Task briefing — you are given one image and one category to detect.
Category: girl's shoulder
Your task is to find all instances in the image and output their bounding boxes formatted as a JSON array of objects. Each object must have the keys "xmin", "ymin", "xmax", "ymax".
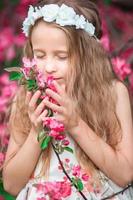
[{"xmin": 112, "ymin": 80, "xmax": 129, "ymax": 94}]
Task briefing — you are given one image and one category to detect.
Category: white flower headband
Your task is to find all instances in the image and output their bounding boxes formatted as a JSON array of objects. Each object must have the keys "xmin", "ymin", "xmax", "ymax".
[{"xmin": 22, "ymin": 4, "xmax": 97, "ymax": 38}]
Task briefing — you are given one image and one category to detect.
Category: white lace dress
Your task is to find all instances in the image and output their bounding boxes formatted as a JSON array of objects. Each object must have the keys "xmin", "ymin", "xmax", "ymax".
[{"xmin": 16, "ymin": 134, "xmax": 133, "ymax": 200}]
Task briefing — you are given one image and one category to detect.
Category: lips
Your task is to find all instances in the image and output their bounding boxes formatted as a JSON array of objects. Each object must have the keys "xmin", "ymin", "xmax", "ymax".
[{"xmin": 54, "ymin": 77, "xmax": 62, "ymax": 80}]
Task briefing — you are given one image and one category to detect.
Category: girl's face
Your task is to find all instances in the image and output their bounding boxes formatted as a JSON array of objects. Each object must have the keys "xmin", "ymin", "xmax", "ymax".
[{"xmin": 31, "ymin": 21, "xmax": 70, "ymax": 87}]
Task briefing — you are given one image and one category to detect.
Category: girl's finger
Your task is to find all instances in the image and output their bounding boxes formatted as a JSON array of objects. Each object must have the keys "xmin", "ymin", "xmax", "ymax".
[
  {"xmin": 29, "ymin": 90, "xmax": 41, "ymax": 112},
  {"xmin": 34, "ymin": 99, "xmax": 46, "ymax": 116},
  {"xmin": 37, "ymin": 109, "xmax": 48, "ymax": 122},
  {"xmin": 45, "ymin": 89, "xmax": 63, "ymax": 105},
  {"xmin": 43, "ymin": 99, "xmax": 63, "ymax": 113},
  {"xmin": 53, "ymin": 81, "xmax": 66, "ymax": 96}
]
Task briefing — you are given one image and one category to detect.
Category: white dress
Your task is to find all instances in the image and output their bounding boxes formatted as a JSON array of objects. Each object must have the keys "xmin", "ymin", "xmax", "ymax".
[{"xmin": 16, "ymin": 134, "xmax": 133, "ymax": 200}]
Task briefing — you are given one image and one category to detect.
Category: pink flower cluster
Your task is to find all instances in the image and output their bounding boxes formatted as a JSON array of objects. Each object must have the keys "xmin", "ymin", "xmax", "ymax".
[
  {"xmin": 58, "ymin": 159, "xmax": 90, "ymax": 184},
  {"xmin": 111, "ymin": 57, "xmax": 131, "ymax": 81},
  {"xmin": 36, "ymin": 181, "xmax": 71, "ymax": 200},
  {"xmin": 99, "ymin": 3, "xmax": 133, "ymax": 94},
  {"xmin": 43, "ymin": 118, "xmax": 66, "ymax": 141},
  {"xmin": 22, "ymin": 57, "xmax": 37, "ymax": 79},
  {"xmin": 0, "ymin": 73, "xmax": 17, "ymax": 170},
  {"xmin": 72, "ymin": 165, "xmax": 90, "ymax": 182},
  {"xmin": 0, "ymin": 27, "xmax": 25, "ymax": 62}
]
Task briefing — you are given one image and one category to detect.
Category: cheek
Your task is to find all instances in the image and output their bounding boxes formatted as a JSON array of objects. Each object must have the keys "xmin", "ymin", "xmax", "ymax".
[
  {"xmin": 34, "ymin": 58, "xmax": 44, "ymax": 71},
  {"xmin": 58, "ymin": 60, "xmax": 69, "ymax": 74}
]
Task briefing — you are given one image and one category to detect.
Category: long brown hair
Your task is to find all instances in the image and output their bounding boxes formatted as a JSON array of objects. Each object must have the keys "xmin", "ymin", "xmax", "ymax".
[{"xmin": 9, "ymin": 0, "xmax": 121, "ymax": 181}]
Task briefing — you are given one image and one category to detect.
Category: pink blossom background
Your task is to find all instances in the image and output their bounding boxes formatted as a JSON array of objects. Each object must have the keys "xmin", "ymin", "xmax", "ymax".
[{"xmin": 0, "ymin": 0, "xmax": 133, "ymax": 190}]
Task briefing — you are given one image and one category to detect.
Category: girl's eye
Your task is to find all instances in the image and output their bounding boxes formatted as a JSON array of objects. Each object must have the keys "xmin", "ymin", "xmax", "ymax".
[
  {"xmin": 58, "ymin": 56, "xmax": 68, "ymax": 60},
  {"xmin": 36, "ymin": 55, "xmax": 45, "ymax": 59}
]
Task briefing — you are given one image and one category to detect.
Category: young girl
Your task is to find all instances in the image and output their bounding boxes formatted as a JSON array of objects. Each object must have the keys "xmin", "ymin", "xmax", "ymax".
[{"xmin": 2, "ymin": 0, "xmax": 133, "ymax": 199}]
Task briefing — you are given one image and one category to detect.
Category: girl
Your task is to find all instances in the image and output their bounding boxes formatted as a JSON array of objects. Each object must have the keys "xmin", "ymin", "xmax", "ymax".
[{"xmin": 2, "ymin": 0, "xmax": 133, "ymax": 199}]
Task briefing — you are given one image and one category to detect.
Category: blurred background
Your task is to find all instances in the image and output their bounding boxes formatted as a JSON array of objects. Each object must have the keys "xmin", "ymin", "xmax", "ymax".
[{"xmin": 0, "ymin": 0, "xmax": 133, "ymax": 199}]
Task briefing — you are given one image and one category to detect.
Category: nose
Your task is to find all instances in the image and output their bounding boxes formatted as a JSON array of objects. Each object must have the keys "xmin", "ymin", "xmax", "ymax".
[{"xmin": 44, "ymin": 57, "xmax": 56, "ymax": 75}]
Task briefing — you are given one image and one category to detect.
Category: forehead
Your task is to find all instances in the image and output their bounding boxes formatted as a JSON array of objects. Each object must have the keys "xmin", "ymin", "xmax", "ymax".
[{"xmin": 31, "ymin": 20, "xmax": 68, "ymax": 51}]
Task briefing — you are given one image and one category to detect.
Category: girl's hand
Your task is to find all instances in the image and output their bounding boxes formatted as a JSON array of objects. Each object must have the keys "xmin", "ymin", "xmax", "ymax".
[
  {"xmin": 44, "ymin": 81, "xmax": 80, "ymax": 131},
  {"xmin": 25, "ymin": 90, "xmax": 48, "ymax": 134}
]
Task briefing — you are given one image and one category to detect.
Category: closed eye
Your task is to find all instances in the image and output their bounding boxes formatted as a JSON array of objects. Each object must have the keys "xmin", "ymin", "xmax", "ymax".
[
  {"xmin": 35, "ymin": 55, "xmax": 45, "ymax": 59},
  {"xmin": 58, "ymin": 56, "xmax": 68, "ymax": 60}
]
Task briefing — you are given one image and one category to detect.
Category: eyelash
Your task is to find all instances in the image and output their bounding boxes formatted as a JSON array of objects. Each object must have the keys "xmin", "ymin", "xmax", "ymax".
[{"xmin": 35, "ymin": 55, "xmax": 68, "ymax": 60}]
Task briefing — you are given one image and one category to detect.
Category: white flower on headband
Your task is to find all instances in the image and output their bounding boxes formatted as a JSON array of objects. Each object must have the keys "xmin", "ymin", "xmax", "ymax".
[
  {"xmin": 85, "ymin": 22, "xmax": 95, "ymax": 36},
  {"xmin": 22, "ymin": 4, "xmax": 96, "ymax": 38},
  {"xmin": 56, "ymin": 4, "xmax": 76, "ymax": 26},
  {"xmin": 75, "ymin": 15, "xmax": 86, "ymax": 29},
  {"xmin": 41, "ymin": 4, "xmax": 59, "ymax": 22}
]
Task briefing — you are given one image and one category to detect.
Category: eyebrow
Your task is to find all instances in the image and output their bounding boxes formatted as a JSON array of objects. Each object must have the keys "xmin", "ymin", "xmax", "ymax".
[{"xmin": 33, "ymin": 49, "xmax": 68, "ymax": 54}]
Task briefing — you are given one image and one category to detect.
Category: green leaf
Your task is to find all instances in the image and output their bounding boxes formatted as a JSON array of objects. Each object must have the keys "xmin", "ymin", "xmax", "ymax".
[
  {"xmin": 26, "ymin": 79, "xmax": 38, "ymax": 91},
  {"xmin": 64, "ymin": 146, "xmax": 73, "ymax": 153},
  {"xmin": 40, "ymin": 136, "xmax": 51, "ymax": 150},
  {"xmin": 77, "ymin": 179, "xmax": 84, "ymax": 191},
  {"xmin": 9, "ymin": 71, "xmax": 23, "ymax": 81}
]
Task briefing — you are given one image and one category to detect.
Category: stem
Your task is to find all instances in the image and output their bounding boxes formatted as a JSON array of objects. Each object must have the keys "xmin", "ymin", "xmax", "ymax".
[
  {"xmin": 101, "ymin": 183, "xmax": 133, "ymax": 200},
  {"xmin": 51, "ymin": 142, "xmax": 88, "ymax": 200},
  {"xmin": 51, "ymin": 142, "xmax": 133, "ymax": 200}
]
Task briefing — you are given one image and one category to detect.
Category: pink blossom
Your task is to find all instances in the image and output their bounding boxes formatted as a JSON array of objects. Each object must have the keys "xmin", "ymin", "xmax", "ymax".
[
  {"xmin": 14, "ymin": 33, "xmax": 25, "ymax": 46},
  {"xmin": 0, "ymin": 27, "xmax": 14, "ymax": 50},
  {"xmin": 62, "ymin": 139, "xmax": 70, "ymax": 146},
  {"xmin": 6, "ymin": 46, "xmax": 15, "ymax": 61},
  {"xmin": 36, "ymin": 181, "xmax": 71, "ymax": 200},
  {"xmin": 0, "ymin": 27, "xmax": 15, "ymax": 62},
  {"xmin": 0, "ymin": 98, "xmax": 9, "ymax": 112},
  {"xmin": 22, "ymin": 57, "xmax": 36, "ymax": 79},
  {"xmin": 72, "ymin": 165, "xmax": 81, "ymax": 177},
  {"xmin": 55, "ymin": 134, "xmax": 66, "ymax": 141},
  {"xmin": 111, "ymin": 57, "xmax": 131, "ymax": 80},
  {"xmin": 22, "ymin": 57, "xmax": 36, "ymax": 68},
  {"xmin": 46, "ymin": 76, "xmax": 57, "ymax": 92},
  {"xmin": 36, "ymin": 70, "xmax": 46, "ymax": 89},
  {"xmin": 0, "ymin": 73, "xmax": 10, "ymax": 85},
  {"xmin": 65, "ymin": 158, "xmax": 70, "ymax": 163},
  {"xmin": 43, "ymin": 118, "xmax": 65, "ymax": 132},
  {"xmin": 100, "ymin": 34, "xmax": 110, "ymax": 51},
  {"xmin": 81, "ymin": 173, "xmax": 90, "ymax": 182},
  {"xmin": 49, "ymin": 130, "xmax": 60, "ymax": 138}
]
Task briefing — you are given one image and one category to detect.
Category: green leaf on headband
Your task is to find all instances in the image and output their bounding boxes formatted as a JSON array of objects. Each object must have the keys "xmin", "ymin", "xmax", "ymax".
[
  {"xmin": 77, "ymin": 179, "xmax": 84, "ymax": 191},
  {"xmin": 40, "ymin": 136, "xmax": 51, "ymax": 150},
  {"xmin": 64, "ymin": 146, "xmax": 73, "ymax": 153},
  {"xmin": 9, "ymin": 71, "xmax": 23, "ymax": 81},
  {"xmin": 26, "ymin": 79, "xmax": 38, "ymax": 91}
]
